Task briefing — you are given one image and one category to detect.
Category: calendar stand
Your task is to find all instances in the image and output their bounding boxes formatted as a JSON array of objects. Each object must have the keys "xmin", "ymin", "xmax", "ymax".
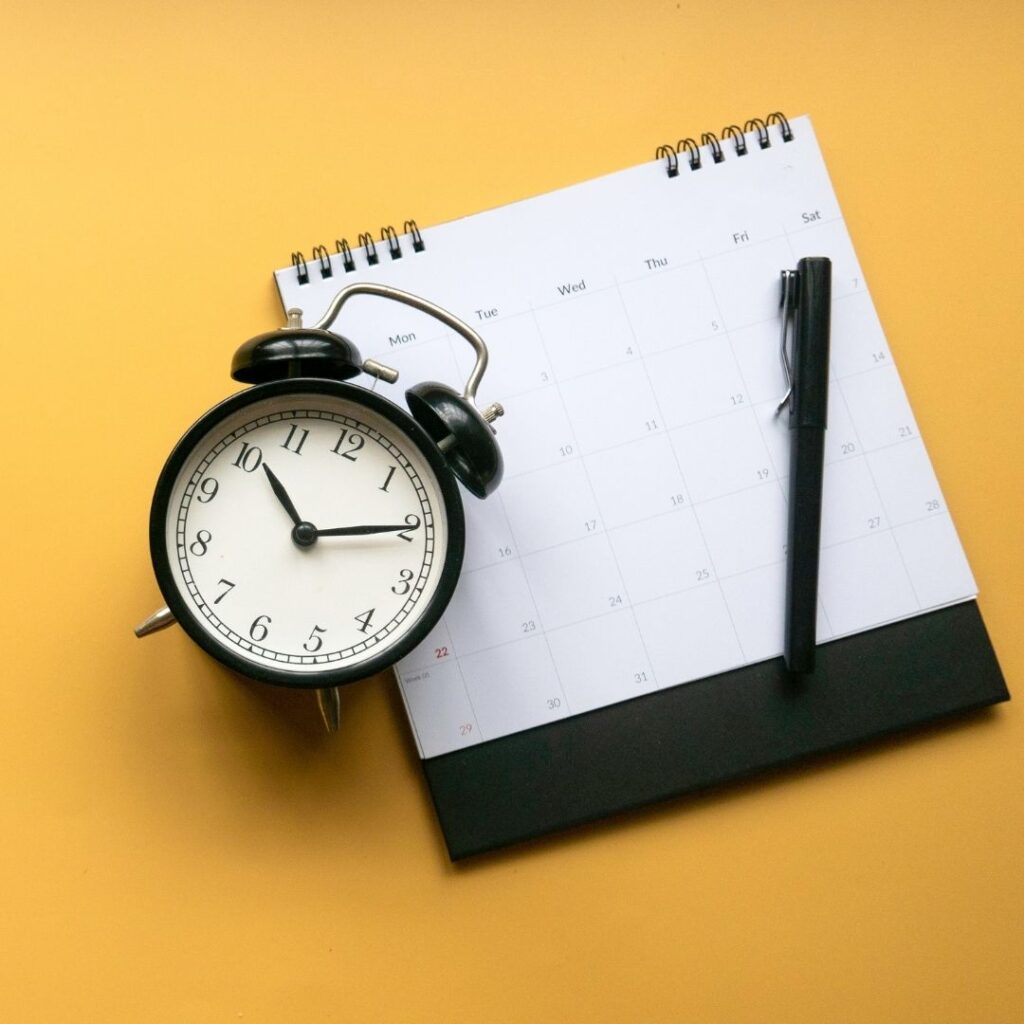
[
  {"xmin": 422, "ymin": 601, "xmax": 1007, "ymax": 859},
  {"xmin": 272, "ymin": 114, "xmax": 1008, "ymax": 859}
]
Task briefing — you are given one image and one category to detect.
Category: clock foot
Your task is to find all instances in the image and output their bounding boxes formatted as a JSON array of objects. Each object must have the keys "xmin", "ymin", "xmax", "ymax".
[
  {"xmin": 317, "ymin": 686, "xmax": 342, "ymax": 733},
  {"xmin": 134, "ymin": 606, "xmax": 176, "ymax": 638}
]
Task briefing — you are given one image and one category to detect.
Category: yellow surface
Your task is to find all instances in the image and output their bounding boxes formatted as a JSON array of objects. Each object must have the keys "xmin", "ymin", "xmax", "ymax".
[{"xmin": 2, "ymin": 2, "xmax": 1022, "ymax": 1020}]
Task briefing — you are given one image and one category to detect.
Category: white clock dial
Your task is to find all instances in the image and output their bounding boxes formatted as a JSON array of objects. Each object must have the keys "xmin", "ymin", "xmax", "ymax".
[{"xmin": 162, "ymin": 389, "xmax": 451, "ymax": 677}]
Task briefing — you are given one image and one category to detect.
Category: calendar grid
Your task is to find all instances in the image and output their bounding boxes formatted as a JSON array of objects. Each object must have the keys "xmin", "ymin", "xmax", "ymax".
[
  {"xmin": 276, "ymin": 115, "xmax": 977, "ymax": 759},
  {"xmin": 417, "ymin": 288, "xmax": 888, "ymax": 441},
  {"xmin": 492, "ymin": 481, "xmax": 575, "ymax": 717},
  {"xmin": 608, "ymin": 275, "xmax": 748, "ymax": 664},
  {"xmin": 530, "ymin": 302, "xmax": 664, "ymax": 692},
  {"xmin": 828, "ymin": 362, "xmax": 925, "ymax": 613}
]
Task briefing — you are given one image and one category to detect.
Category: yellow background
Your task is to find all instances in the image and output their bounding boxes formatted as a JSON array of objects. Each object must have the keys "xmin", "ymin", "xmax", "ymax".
[{"xmin": 2, "ymin": 2, "xmax": 1022, "ymax": 1020}]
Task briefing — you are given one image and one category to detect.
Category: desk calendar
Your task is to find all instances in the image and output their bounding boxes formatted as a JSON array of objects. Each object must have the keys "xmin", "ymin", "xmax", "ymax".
[{"xmin": 274, "ymin": 114, "xmax": 1006, "ymax": 857}]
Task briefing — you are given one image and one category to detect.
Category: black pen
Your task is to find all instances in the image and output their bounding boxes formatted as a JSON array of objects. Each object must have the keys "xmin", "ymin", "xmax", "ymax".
[{"xmin": 778, "ymin": 256, "xmax": 831, "ymax": 674}]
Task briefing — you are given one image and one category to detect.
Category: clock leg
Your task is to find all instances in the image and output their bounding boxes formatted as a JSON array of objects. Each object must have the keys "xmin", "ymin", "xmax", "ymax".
[
  {"xmin": 317, "ymin": 686, "xmax": 342, "ymax": 733},
  {"xmin": 134, "ymin": 606, "xmax": 176, "ymax": 638}
]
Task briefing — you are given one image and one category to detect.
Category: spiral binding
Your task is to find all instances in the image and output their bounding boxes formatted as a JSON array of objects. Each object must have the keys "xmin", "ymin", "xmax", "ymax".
[
  {"xmin": 656, "ymin": 110, "xmax": 793, "ymax": 178},
  {"xmin": 289, "ymin": 114, "xmax": 794, "ymax": 280},
  {"xmin": 289, "ymin": 219, "xmax": 425, "ymax": 285}
]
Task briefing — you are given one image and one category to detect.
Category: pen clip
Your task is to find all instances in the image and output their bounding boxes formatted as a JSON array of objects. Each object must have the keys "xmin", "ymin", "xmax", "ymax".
[{"xmin": 775, "ymin": 269, "xmax": 798, "ymax": 415}]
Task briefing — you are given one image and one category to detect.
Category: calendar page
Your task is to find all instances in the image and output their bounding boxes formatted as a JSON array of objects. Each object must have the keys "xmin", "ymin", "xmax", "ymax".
[{"xmin": 275, "ymin": 116, "xmax": 976, "ymax": 759}]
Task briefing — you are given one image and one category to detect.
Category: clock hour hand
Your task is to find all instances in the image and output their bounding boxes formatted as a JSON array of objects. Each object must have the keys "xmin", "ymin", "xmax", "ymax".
[
  {"xmin": 315, "ymin": 523, "xmax": 411, "ymax": 537},
  {"xmin": 262, "ymin": 463, "xmax": 302, "ymax": 526}
]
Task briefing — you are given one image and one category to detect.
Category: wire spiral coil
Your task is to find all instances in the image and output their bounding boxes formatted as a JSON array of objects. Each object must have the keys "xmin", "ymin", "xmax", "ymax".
[
  {"xmin": 656, "ymin": 111, "xmax": 793, "ymax": 178},
  {"xmin": 290, "ymin": 219, "xmax": 425, "ymax": 285}
]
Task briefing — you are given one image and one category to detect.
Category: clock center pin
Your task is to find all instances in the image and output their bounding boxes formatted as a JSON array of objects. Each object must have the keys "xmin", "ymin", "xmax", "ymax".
[{"xmin": 292, "ymin": 521, "xmax": 318, "ymax": 548}]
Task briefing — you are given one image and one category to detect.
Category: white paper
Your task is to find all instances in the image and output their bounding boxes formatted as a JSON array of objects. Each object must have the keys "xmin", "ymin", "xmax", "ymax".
[{"xmin": 275, "ymin": 117, "xmax": 976, "ymax": 758}]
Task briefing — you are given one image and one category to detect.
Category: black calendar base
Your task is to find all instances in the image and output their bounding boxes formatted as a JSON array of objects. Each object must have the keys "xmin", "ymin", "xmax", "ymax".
[{"xmin": 421, "ymin": 601, "xmax": 1007, "ymax": 860}]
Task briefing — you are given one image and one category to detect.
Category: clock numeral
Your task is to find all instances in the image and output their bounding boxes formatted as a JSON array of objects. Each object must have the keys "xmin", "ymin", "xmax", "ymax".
[
  {"xmin": 303, "ymin": 625, "xmax": 326, "ymax": 653},
  {"xmin": 391, "ymin": 568, "xmax": 415, "ymax": 595},
  {"xmin": 232, "ymin": 442, "xmax": 263, "ymax": 473},
  {"xmin": 354, "ymin": 608, "xmax": 375, "ymax": 634},
  {"xmin": 189, "ymin": 530, "xmax": 212, "ymax": 556},
  {"xmin": 331, "ymin": 429, "xmax": 364, "ymax": 462},
  {"xmin": 213, "ymin": 578, "xmax": 235, "ymax": 604},
  {"xmin": 380, "ymin": 465, "xmax": 397, "ymax": 492},
  {"xmin": 397, "ymin": 514, "xmax": 421, "ymax": 542},
  {"xmin": 196, "ymin": 477, "xmax": 219, "ymax": 503},
  {"xmin": 249, "ymin": 614, "xmax": 271, "ymax": 643},
  {"xmin": 281, "ymin": 423, "xmax": 310, "ymax": 455}
]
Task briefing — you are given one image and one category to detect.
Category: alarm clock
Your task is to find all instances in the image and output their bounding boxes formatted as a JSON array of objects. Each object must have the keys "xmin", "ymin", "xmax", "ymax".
[{"xmin": 135, "ymin": 283, "xmax": 504, "ymax": 731}]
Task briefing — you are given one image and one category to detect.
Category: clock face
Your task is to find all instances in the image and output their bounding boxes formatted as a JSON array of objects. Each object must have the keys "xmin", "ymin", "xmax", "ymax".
[{"xmin": 150, "ymin": 380, "xmax": 464, "ymax": 687}]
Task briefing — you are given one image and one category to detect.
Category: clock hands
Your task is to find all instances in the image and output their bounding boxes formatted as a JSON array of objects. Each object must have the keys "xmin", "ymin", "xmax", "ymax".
[
  {"xmin": 262, "ymin": 463, "xmax": 302, "ymax": 526},
  {"xmin": 262, "ymin": 462, "xmax": 419, "ymax": 547},
  {"xmin": 263, "ymin": 463, "xmax": 319, "ymax": 548},
  {"xmin": 315, "ymin": 523, "xmax": 412, "ymax": 537}
]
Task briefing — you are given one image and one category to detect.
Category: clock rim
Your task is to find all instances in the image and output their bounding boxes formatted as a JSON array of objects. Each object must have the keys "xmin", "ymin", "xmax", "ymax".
[{"xmin": 149, "ymin": 377, "xmax": 467, "ymax": 689}]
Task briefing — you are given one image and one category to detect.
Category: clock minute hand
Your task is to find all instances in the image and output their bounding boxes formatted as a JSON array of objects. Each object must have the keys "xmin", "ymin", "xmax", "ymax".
[
  {"xmin": 262, "ymin": 463, "xmax": 302, "ymax": 526},
  {"xmin": 315, "ymin": 524, "xmax": 410, "ymax": 537}
]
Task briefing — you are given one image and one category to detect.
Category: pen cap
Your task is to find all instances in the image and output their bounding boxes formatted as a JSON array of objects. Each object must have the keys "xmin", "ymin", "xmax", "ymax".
[{"xmin": 791, "ymin": 257, "xmax": 832, "ymax": 429}]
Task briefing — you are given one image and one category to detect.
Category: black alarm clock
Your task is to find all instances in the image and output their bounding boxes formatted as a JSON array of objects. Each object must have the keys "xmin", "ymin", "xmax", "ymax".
[{"xmin": 135, "ymin": 283, "xmax": 504, "ymax": 730}]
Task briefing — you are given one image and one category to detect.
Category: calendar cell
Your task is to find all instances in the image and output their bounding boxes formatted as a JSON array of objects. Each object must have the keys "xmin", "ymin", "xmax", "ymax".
[
  {"xmin": 717, "ymin": 561, "xmax": 789, "ymax": 664},
  {"xmin": 445, "ymin": 559, "xmax": 540, "ymax": 656},
  {"xmin": 500, "ymin": 458, "xmax": 601, "ymax": 554},
  {"xmin": 702, "ymin": 236, "xmax": 794, "ymax": 330},
  {"xmin": 400, "ymin": 616, "xmax": 454, "ymax": 672},
  {"xmin": 822, "ymin": 392, "xmax": 863, "ymax": 467},
  {"xmin": 459, "ymin": 635, "xmax": 568, "ymax": 738},
  {"xmin": 452, "ymin": 312, "xmax": 553, "ymax": 403},
  {"xmin": 865, "ymin": 438, "xmax": 945, "ymax": 527},
  {"xmin": 617, "ymin": 263, "xmax": 723, "ymax": 353},
  {"xmin": 398, "ymin": 660, "xmax": 482, "ymax": 759},
  {"xmin": 498, "ymin": 385, "xmax": 577, "ymax": 476},
  {"xmin": 671, "ymin": 408, "xmax": 775, "ymax": 504},
  {"xmin": 830, "ymin": 291, "xmax": 889, "ymax": 380},
  {"xmin": 584, "ymin": 434, "xmax": 688, "ymax": 528},
  {"xmin": 381, "ymin": 333, "xmax": 462, "ymax": 399},
  {"xmin": 608, "ymin": 509, "xmax": 711, "ymax": 604},
  {"xmin": 521, "ymin": 533, "xmax": 627, "ymax": 631},
  {"xmin": 558, "ymin": 359, "xmax": 661, "ymax": 453},
  {"xmin": 645, "ymin": 335, "xmax": 747, "ymax": 428},
  {"xmin": 534, "ymin": 287, "xmax": 637, "ymax": 379},
  {"xmin": 893, "ymin": 515, "xmax": 976, "ymax": 608},
  {"xmin": 820, "ymin": 457, "xmax": 886, "ymax": 548},
  {"xmin": 633, "ymin": 586, "xmax": 744, "ymax": 687},
  {"xmin": 819, "ymin": 531, "xmax": 919, "ymax": 636},
  {"xmin": 547, "ymin": 610, "xmax": 656, "ymax": 713},
  {"xmin": 755, "ymin": 398, "xmax": 792, "ymax": 479},
  {"xmin": 729, "ymin": 317, "xmax": 785, "ymax": 406},
  {"xmin": 461, "ymin": 495, "xmax": 519, "ymax": 573},
  {"xmin": 788, "ymin": 216, "xmax": 865, "ymax": 302},
  {"xmin": 697, "ymin": 482, "xmax": 788, "ymax": 579},
  {"xmin": 836, "ymin": 365, "xmax": 919, "ymax": 454}
]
